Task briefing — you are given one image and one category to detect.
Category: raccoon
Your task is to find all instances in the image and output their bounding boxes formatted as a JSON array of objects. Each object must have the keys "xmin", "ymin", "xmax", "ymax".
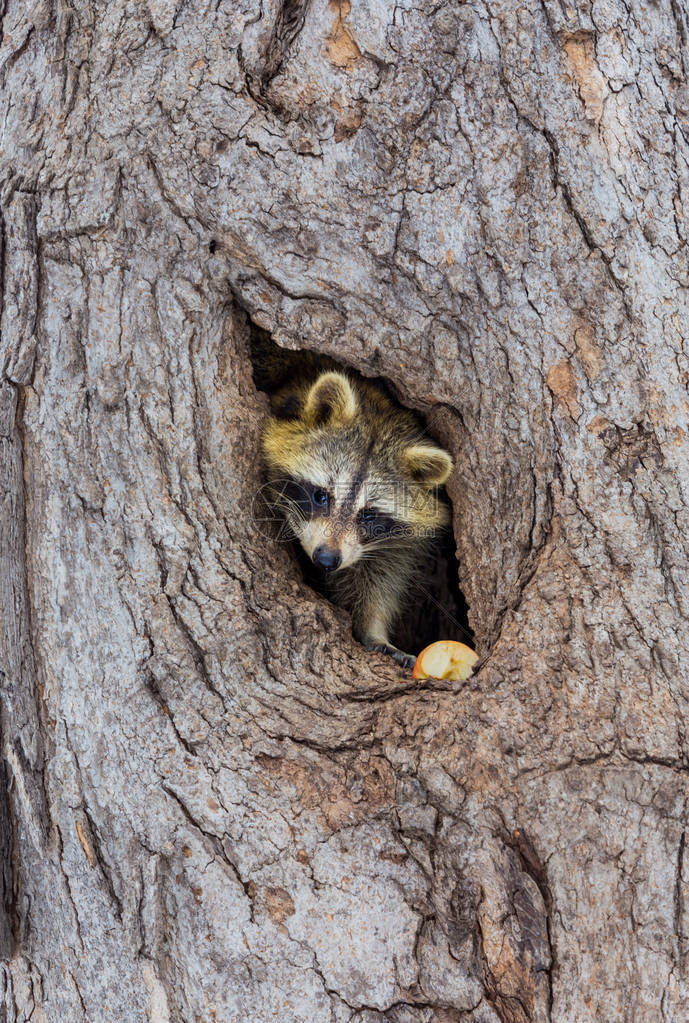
[{"xmin": 261, "ymin": 366, "xmax": 453, "ymax": 668}]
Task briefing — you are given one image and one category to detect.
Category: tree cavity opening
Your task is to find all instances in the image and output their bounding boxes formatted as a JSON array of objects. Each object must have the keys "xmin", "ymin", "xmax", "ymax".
[{"xmin": 248, "ymin": 324, "xmax": 474, "ymax": 661}]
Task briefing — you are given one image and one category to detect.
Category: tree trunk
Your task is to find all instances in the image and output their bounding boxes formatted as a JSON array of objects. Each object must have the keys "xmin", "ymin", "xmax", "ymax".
[{"xmin": 1, "ymin": 0, "xmax": 688, "ymax": 1019}]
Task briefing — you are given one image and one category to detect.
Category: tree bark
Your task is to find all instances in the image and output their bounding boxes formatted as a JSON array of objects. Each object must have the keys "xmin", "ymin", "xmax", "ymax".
[{"xmin": 1, "ymin": 0, "xmax": 688, "ymax": 1020}]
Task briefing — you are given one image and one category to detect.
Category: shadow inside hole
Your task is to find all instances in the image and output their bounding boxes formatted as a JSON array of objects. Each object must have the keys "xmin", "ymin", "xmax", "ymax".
[
  {"xmin": 249, "ymin": 324, "xmax": 474, "ymax": 658},
  {"xmin": 392, "ymin": 529, "xmax": 473, "ymax": 654}
]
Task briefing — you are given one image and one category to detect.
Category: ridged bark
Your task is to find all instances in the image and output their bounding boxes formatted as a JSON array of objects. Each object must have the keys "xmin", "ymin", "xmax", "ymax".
[{"xmin": 1, "ymin": 0, "xmax": 688, "ymax": 1019}]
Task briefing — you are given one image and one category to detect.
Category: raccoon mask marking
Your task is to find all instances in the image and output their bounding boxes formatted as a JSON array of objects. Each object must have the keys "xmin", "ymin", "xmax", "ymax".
[{"xmin": 261, "ymin": 367, "xmax": 453, "ymax": 668}]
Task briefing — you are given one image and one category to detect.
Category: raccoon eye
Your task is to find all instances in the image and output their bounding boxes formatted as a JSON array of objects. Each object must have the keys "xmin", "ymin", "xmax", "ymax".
[
  {"xmin": 312, "ymin": 488, "xmax": 329, "ymax": 507},
  {"xmin": 360, "ymin": 508, "xmax": 378, "ymax": 523}
]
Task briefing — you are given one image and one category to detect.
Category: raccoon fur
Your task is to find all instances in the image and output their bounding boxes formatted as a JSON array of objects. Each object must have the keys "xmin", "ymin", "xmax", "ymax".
[{"xmin": 261, "ymin": 365, "xmax": 453, "ymax": 668}]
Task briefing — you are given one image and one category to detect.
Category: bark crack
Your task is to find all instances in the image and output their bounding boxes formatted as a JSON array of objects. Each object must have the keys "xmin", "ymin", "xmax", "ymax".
[{"xmin": 161, "ymin": 782, "xmax": 256, "ymax": 921}]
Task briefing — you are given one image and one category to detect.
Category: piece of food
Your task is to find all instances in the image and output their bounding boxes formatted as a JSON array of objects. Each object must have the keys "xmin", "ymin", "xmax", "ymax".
[{"xmin": 412, "ymin": 640, "xmax": 478, "ymax": 681}]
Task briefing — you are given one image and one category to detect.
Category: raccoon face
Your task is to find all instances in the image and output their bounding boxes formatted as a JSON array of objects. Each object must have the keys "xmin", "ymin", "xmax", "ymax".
[
  {"xmin": 262, "ymin": 371, "xmax": 453, "ymax": 572},
  {"xmin": 266, "ymin": 473, "xmax": 416, "ymax": 571}
]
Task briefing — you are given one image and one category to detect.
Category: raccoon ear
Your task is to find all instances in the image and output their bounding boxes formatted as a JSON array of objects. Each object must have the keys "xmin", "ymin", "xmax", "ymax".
[
  {"xmin": 402, "ymin": 443, "xmax": 453, "ymax": 486},
  {"xmin": 303, "ymin": 372, "xmax": 358, "ymax": 427}
]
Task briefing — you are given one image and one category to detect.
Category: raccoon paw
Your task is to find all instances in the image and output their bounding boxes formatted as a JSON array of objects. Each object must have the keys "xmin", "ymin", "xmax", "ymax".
[{"xmin": 373, "ymin": 643, "xmax": 416, "ymax": 670}]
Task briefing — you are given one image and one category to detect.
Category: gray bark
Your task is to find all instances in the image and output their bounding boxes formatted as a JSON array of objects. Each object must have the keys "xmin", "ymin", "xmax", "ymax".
[{"xmin": 1, "ymin": 0, "xmax": 688, "ymax": 1020}]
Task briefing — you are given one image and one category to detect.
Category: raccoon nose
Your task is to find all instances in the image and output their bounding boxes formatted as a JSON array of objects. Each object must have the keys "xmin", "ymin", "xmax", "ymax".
[{"xmin": 312, "ymin": 545, "xmax": 342, "ymax": 571}]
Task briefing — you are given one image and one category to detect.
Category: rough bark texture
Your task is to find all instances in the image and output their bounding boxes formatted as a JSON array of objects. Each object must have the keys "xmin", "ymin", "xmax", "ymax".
[{"xmin": 1, "ymin": 0, "xmax": 688, "ymax": 1020}]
